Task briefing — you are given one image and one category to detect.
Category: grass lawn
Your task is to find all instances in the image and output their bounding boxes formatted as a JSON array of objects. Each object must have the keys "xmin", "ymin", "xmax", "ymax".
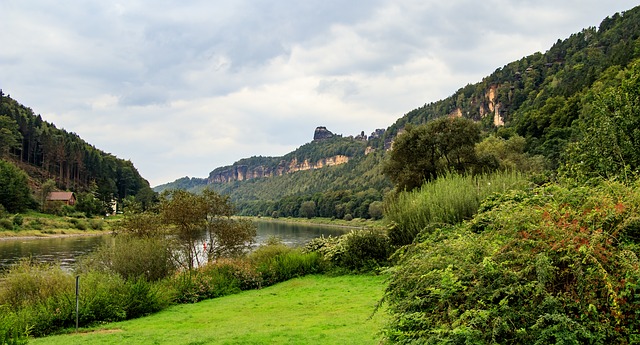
[{"xmin": 31, "ymin": 274, "xmax": 388, "ymax": 345}]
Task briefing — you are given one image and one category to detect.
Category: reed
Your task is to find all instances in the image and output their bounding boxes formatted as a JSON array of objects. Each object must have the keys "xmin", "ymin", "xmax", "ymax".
[{"xmin": 385, "ymin": 171, "xmax": 530, "ymax": 246}]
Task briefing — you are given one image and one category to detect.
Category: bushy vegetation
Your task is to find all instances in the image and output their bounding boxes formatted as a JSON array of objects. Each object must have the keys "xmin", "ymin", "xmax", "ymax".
[
  {"xmin": 383, "ymin": 181, "xmax": 640, "ymax": 343},
  {"xmin": 304, "ymin": 230, "xmax": 392, "ymax": 272},
  {"xmin": 384, "ymin": 171, "xmax": 531, "ymax": 246},
  {"xmin": 0, "ymin": 238, "xmax": 332, "ymax": 339}
]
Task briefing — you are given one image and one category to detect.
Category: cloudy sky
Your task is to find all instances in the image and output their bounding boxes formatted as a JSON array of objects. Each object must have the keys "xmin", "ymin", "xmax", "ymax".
[{"xmin": 1, "ymin": 1, "xmax": 637, "ymax": 186}]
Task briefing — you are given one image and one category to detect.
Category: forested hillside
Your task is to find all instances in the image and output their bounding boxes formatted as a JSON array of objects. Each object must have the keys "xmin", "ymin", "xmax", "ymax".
[
  {"xmin": 380, "ymin": 5, "xmax": 640, "ymax": 169},
  {"xmin": 0, "ymin": 91, "xmax": 154, "ymax": 208},
  {"xmin": 159, "ymin": 5, "xmax": 640, "ymax": 220}
]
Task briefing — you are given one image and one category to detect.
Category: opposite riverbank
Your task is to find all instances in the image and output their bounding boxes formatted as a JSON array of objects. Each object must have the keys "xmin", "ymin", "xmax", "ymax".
[
  {"xmin": 0, "ymin": 211, "xmax": 119, "ymax": 240},
  {"xmin": 249, "ymin": 216, "xmax": 387, "ymax": 231}
]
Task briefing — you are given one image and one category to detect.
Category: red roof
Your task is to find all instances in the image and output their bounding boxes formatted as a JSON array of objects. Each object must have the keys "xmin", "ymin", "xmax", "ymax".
[{"xmin": 47, "ymin": 192, "xmax": 75, "ymax": 201}]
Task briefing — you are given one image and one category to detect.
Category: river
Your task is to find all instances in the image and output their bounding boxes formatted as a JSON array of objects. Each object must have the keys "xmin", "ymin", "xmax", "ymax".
[{"xmin": 0, "ymin": 220, "xmax": 350, "ymax": 272}]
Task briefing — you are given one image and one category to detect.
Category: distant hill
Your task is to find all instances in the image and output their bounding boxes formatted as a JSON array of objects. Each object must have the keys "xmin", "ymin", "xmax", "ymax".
[
  {"xmin": 0, "ymin": 91, "xmax": 153, "ymax": 205},
  {"xmin": 158, "ymin": 5, "xmax": 640, "ymax": 218}
]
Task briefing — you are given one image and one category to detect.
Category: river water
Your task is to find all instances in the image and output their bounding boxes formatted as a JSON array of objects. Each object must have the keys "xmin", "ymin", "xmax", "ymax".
[{"xmin": 0, "ymin": 220, "xmax": 350, "ymax": 271}]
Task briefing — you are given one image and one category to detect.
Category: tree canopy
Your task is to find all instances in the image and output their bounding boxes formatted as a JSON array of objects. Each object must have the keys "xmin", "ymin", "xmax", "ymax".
[{"xmin": 383, "ymin": 117, "xmax": 480, "ymax": 191}]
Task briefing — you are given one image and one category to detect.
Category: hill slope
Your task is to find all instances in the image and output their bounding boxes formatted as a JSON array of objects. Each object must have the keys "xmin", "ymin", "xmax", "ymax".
[
  {"xmin": 0, "ymin": 91, "xmax": 153, "ymax": 206},
  {"xmin": 158, "ymin": 5, "xmax": 640, "ymax": 217}
]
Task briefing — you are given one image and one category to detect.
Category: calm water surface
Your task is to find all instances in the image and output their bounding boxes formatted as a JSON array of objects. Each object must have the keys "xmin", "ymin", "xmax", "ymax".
[{"xmin": 0, "ymin": 220, "xmax": 349, "ymax": 271}]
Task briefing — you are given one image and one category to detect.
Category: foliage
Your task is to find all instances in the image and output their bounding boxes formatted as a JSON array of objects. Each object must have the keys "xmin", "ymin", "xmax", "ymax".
[
  {"xmin": 0, "ymin": 308, "xmax": 27, "ymax": 345},
  {"xmin": 368, "ymin": 200, "xmax": 384, "ymax": 220},
  {"xmin": 383, "ymin": 117, "xmax": 481, "ymax": 192},
  {"xmin": 74, "ymin": 191, "xmax": 105, "ymax": 217},
  {"xmin": 159, "ymin": 189, "xmax": 256, "ymax": 269},
  {"xmin": 299, "ymin": 200, "xmax": 316, "ymax": 219},
  {"xmin": 77, "ymin": 234, "xmax": 176, "ymax": 282},
  {"xmin": 384, "ymin": 181, "xmax": 640, "ymax": 344},
  {"xmin": 384, "ymin": 171, "xmax": 531, "ymax": 246},
  {"xmin": 0, "ymin": 159, "xmax": 33, "ymax": 213},
  {"xmin": 250, "ymin": 241, "xmax": 323, "ymax": 285},
  {"xmin": 563, "ymin": 59, "xmax": 640, "ymax": 182},
  {"xmin": 304, "ymin": 230, "xmax": 392, "ymax": 272},
  {"xmin": 0, "ymin": 261, "xmax": 167, "ymax": 338},
  {"xmin": 0, "ymin": 115, "xmax": 22, "ymax": 157},
  {"xmin": 474, "ymin": 134, "xmax": 547, "ymax": 175},
  {"xmin": 166, "ymin": 245, "xmax": 322, "ymax": 303},
  {"xmin": 202, "ymin": 189, "xmax": 256, "ymax": 260}
]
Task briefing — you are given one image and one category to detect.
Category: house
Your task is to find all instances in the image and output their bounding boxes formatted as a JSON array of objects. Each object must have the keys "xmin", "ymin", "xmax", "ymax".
[{"xmin": 47, "ymin": 192, "xmax": 76, "ymax": 206}]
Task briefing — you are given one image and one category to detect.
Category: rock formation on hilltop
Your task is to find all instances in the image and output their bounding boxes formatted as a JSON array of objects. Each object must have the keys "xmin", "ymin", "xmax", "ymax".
[{"xmin": 313, "ymin": 126, "xmax": 334, "ymax": 141}]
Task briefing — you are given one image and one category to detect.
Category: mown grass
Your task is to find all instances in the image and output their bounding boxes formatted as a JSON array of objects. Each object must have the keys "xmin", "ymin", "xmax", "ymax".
[{"xmin": 30, "ymin": 274, "xmax": 387, "ymax": 345}]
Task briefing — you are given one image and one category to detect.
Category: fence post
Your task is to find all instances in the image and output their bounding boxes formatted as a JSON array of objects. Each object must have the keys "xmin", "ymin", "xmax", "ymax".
[{"xmin": 76, "ymin": 275, "xmax": 80, "ymax": 333}]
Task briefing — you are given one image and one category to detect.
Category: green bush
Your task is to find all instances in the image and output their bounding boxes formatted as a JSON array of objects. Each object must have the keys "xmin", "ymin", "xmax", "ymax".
[
  {"xmin": 68, "ymin": 218, "xmax": 87, "ymax": 230},
  {"xmin": 383, "ymin": 181, "xmax": 640, "ymax": 344},
  {"xmin": 0, "ymin": 219, "xmax": 13, "ymax": 230},
  {"xmin": 78, "ymin": 235, "xmax": 176, "ymax": 282},
  {"xmin": 343, "ymin": 213, "xmax": 353, "ymax": 221},
  {"xmin": 28, "ymin": 219, "xmax": 43, "ymax": 230},
  {"xmin": 384, "ymin": 171, "xmax": 530, "ymax": 246},
  {"xmin": 304, "ymin": 230, "xmax": 391, "ymax": 272},
  {"xmin": 167, "ymin": 264, "xmax": 243, "ymax": 304},
  {"xmin": 88, "ymin": 218, "xmax": 104, "ymax": 230},
  {"xmin": 11, "ymin": 215, "xmax": 23, "ymax": 227},
  {"xmin": 251, "ymin": 242, "xmax": 323, "ymax": 285},
  {"xmin": 0, "ymin": 307, "xmax": 28, "ymax": 345}
]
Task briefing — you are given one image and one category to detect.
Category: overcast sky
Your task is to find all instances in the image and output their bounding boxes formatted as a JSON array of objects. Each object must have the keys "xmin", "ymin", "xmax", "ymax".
[{"xmin": 1, "ymin": 1, "xmax": 637, "ymax": 187}]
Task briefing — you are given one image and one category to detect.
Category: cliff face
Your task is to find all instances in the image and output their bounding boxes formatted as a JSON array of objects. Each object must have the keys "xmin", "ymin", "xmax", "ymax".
[{"xmin": 208, "ymin": 155, "xmax": 350, "ymax": 184}]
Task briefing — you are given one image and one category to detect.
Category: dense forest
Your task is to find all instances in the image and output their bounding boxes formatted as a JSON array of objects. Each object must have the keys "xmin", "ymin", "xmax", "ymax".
[{"xmin": 0, "ymin": 91, "xmax": 154, "ymax": 212}]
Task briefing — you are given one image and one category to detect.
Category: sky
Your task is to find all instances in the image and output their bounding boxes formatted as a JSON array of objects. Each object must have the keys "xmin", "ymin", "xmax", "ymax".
[{"xmin": 1, "ymin": 1, "xmax": 638, "ymax": 187}]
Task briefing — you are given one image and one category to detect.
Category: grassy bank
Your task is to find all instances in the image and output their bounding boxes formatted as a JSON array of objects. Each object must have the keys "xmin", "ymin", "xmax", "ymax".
[
  {"xmin": 0, "ymin": 211, "xmax": 118, "ymax": 238},
  {"xmin": 250, "ymin": 216, "xmax": 386, "ymax": 231},
  {"xmin": 30, "ymin": 274, "xmax": 387, "ymax": 345}
]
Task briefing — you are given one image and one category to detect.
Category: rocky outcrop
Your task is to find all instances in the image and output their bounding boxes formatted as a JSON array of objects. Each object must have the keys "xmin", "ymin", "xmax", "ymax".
[
  {"xmin": 313, "ymin": 126, "xmax": 334, "ymax": 141},
  {"xmin": 208, "ymin": 155, "xmax": 350, "ymax": 184}
]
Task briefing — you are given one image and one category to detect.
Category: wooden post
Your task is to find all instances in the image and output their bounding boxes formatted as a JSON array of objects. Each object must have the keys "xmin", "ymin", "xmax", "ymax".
[{"xmin": 75, "ymin": 275, "xmax": 80, "ymax": 333}]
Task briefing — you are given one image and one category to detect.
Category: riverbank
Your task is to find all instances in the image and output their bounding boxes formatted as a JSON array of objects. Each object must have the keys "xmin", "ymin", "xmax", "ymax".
[
  {"xmin": 249, "ymin": 216, "xmax": 387, "ymax": 231},
  {"xmin": 0, "ymin": 211, "xmax": 120, "ymax": 240},
  {"xmin": 0, "ymin": 229, "xmax": 112, "ymax": 241}
]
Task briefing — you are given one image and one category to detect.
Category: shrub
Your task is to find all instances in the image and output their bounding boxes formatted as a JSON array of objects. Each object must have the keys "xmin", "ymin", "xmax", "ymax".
[
  {"xmin": 0, "ymin": 219, "xmax": 13, "ymax": 230},
  {"xmin": 0, "ymin": 308, "xmax": 28, "ymax": 345},
  {"xmin": 343, "ymin": 213, "xmax": 353, "ymax": 221},
  {"xmin": 11, "ymin": 214, "xmax": 23, "ymax": 227},
  {"xmin": 305, "ymin": 230, "xmax": 391, "ymax": 272},
  {"xmin": 88, "ymin": 218, "xmax": 104, "ymax": 230},
  {"xmin": 251, "ymin": 242, "xmax": 323, "ymax": 285},
  {"xmin": 167, "ymin": 263, "xmax": 244, "ymax": 304},
  {"xmin": 383, "ymin": 181, "xmax": 640, "ymax": 344},
  {"xmin": 78, "ymin": 235, "xmax": 176, "ymax": 282}
]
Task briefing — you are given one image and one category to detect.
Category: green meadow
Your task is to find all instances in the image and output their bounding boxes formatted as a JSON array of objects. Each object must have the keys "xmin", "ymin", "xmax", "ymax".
[{"xmin": 30, "ymin": 274, "xmax": 387, "ymax": 345}]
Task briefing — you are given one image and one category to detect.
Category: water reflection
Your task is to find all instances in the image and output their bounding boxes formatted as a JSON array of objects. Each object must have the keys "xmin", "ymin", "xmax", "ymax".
[{"xmin": 0, "ymin": 220, "xmax": 350, "ymax": 271}]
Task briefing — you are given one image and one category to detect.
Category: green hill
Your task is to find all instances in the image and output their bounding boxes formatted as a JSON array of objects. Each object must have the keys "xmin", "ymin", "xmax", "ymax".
[
  {"xmin": 158, "ymin": 5, "xmax": 640, "ymax": 218},
  {"xmin": 0, "ymin": 91, "xmax": 154, "ymax": 212}
]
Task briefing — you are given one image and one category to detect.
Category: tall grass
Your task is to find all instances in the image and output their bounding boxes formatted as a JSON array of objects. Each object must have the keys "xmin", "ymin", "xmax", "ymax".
[{"xmin": 385, "ymin": 171, "xmax": 530, "ymax": 245}]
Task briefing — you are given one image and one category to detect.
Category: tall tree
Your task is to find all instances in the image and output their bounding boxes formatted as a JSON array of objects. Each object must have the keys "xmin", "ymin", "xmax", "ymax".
[
  {"xmin": 383, "ymin": 117, "xmax": 481, "ymax": 191},
  {"xmin": 0, "ymin": 159, "xmax": 32, "ymax": 213},
  {"xmin": 0, "ymin": 115, "xmax": 22, "ymax": 157}
]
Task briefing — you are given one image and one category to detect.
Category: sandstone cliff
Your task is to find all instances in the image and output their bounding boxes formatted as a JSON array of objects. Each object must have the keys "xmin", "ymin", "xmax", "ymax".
[{"xmin": 208, "ymin": 155, "xmax": 350, "ymax": 184}]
